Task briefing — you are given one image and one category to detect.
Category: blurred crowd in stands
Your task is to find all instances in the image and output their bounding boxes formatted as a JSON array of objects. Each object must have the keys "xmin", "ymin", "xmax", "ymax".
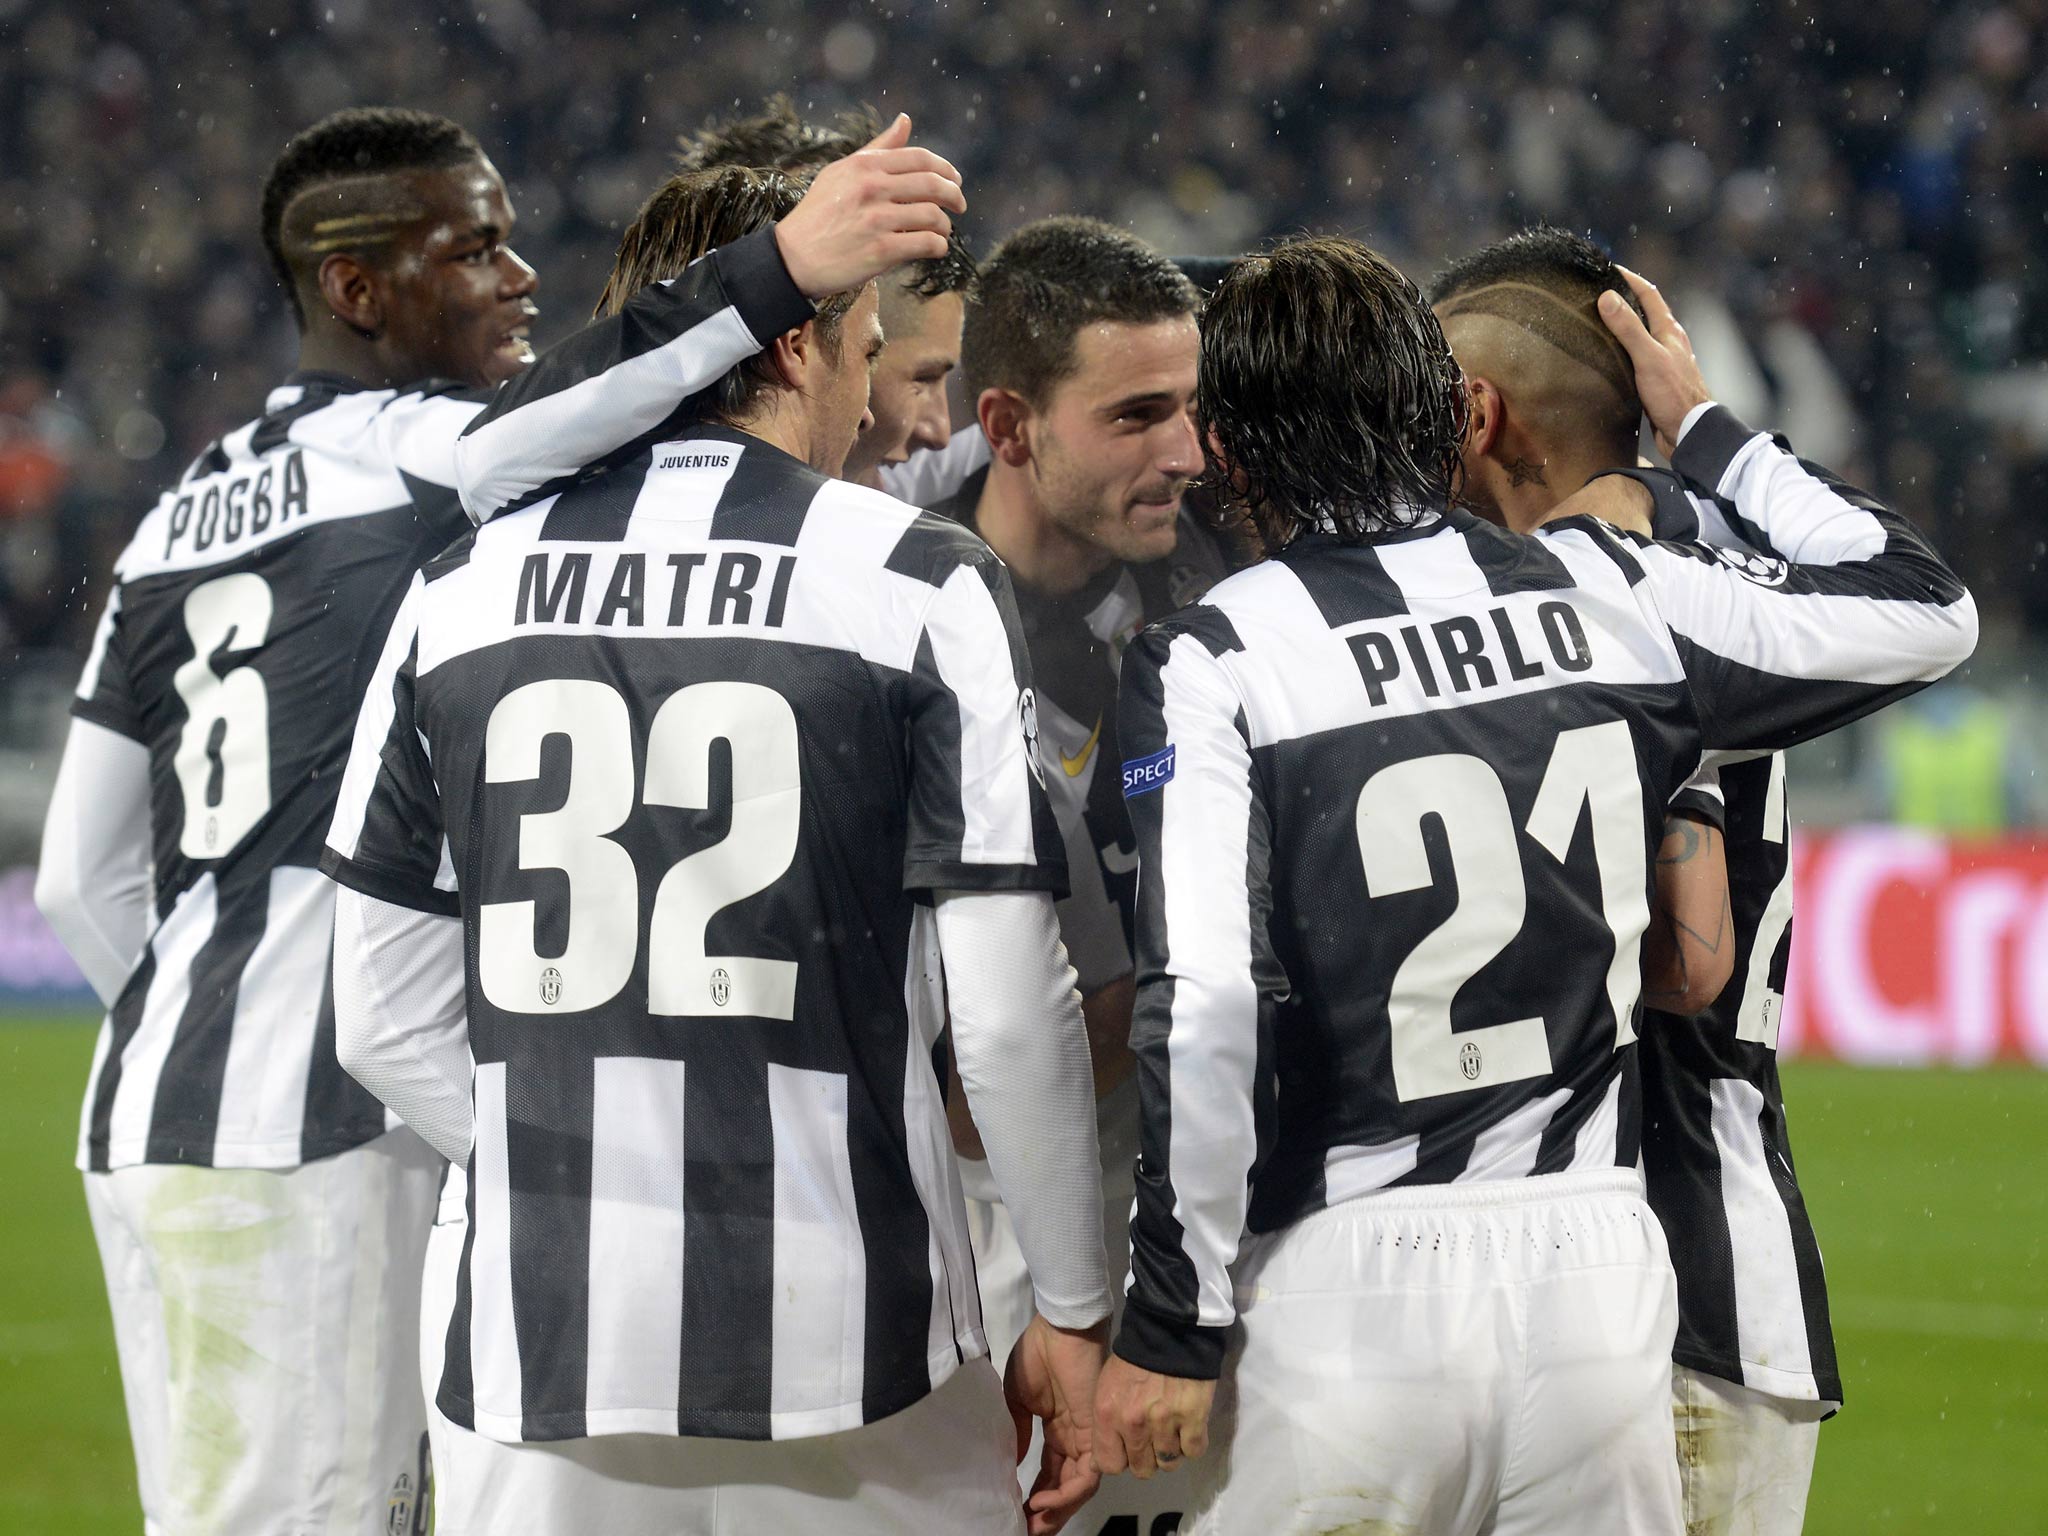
[{"xmin": 1, "ymin": 0, "xmax": 2044, "ymax": 685}]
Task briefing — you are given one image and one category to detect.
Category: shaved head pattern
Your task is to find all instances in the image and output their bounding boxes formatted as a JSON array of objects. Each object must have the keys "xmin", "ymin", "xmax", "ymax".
[
  {"xmin": 260, "ymin": 107, "xmax": 484, "ymax": 328},
  {"xmin": 1429, "ymin": 227, "xmax": 1649, "ymax": 460}
]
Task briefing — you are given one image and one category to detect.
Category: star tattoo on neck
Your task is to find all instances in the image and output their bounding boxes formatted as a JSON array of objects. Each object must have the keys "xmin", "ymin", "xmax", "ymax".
[{"xmin": 1507, "ymin": 457, "xmax": 1548, "ymax": 488}]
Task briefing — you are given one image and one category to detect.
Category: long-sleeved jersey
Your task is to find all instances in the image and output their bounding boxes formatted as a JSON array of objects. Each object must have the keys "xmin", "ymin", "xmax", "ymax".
[
  {"xmin": 1111, "ymin": 405, "xmax": 1976, "ymax": 1379},
  {"xmin": 52, "ymin": 227, "xmax": 809, "ymax": 1174}
]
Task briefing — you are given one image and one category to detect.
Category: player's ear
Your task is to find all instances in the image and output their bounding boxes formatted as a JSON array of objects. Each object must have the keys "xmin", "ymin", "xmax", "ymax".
[
  {"xmin": 1464, "ymin": 374, "xmax": 1506, "ymax": 459},
  {"xmin": 977, "ymin": 387, "xmax": 1032, "ymax": 468},
  {"xmin": 765, "ymin": 324, "xmax": 812, "ymax": 392},
  {"xmin": 317, "ymin": 253, "xmax": 383, "ymax": 339}
]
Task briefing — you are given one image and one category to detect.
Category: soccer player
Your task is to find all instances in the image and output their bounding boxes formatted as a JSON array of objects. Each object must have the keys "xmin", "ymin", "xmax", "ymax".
[
  {"xmin": 1429, "ymin": 227, "xmax": 1843, "ymax": 1534},
  {"xmin": 35, "ymin": 106, "xmax": 969, "ymax": 1536},
  {"xmin": 674, "ymin": 94, "xmax": 982, "ymax": 495},
  {"xmin": 932, "ymin": 215, "xmax": 1229, "ymax": 1532},
  {"xmin": 1091, "ymin": 241, "xmax": 1976, "ymax": 1533},
  {"xmin": 323, "ymin": 165, "xmax": 1112, "ymax": 1536}
]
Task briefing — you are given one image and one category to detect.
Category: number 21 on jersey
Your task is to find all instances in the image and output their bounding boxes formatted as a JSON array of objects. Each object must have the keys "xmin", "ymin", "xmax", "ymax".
[{"xmin": 1357, "ymin": 720, "xmax": 1648, "ymax": 1102}]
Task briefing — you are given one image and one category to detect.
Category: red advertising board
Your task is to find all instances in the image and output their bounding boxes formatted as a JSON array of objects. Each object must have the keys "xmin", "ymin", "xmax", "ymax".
[{"xmin": 1784, "ymin": 829, "xmax": 2048, "ymax": 1064}]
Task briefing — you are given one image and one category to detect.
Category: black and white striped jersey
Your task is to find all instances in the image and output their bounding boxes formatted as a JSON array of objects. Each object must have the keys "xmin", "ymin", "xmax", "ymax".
[
  {"xmin": 322, "ymin": 426, "xmax": 1065, "ymax": 1443},
  {"xmin": 65, "ymin": 227, "xmax": 812, "ymax": 1176},
  {"xmin": 1111, "ymin": 405, "xmax": 1976, "ymax": 1379},
  {"xmin": 932, "ymin": 469, "xmax": 1234, "ymax": 1206},
  {"xmin": 1632, "ymin": 462, "xmax": 1847, "ymax": 1408},
  {"xmin": 68, "ymin": 373, "xmax": 477, "ymax": 1172}
]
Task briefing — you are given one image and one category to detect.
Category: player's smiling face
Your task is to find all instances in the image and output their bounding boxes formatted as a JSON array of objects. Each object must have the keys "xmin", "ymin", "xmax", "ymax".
[
  {"xmin": 378, "ymin": 157, "xmax": 539, "ymax": 389},
  {"xmin": 1031, "ymin": 315, "xmax": 1202, "ymax": 565}
]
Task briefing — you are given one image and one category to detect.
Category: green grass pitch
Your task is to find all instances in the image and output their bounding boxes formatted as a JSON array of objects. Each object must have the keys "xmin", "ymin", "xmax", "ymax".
[{"xmin": 2, "ymin": 1016, "xmax": 2042, "ymax": 1534}]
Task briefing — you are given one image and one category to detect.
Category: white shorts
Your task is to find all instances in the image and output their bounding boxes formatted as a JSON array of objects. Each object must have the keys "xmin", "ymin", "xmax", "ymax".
[
  {"xmin": 423, "ymin": 1183, "xmax": 1023, "ymax": 1536},
  {"xmin": 84, "ymin": 1129, "xmax": 444, "ymax": 1536},
  {"xmin": 967, "ymin": 1185, "xmax": 1196, "ymax": 1535},
  {"xmin": 1184, "ymin": 1169, "xmax": 1684, "ymax": 1536},
  {"xmin": 1672, "ymin": 1363, "xmax": 1826, "ymax": 1536}
]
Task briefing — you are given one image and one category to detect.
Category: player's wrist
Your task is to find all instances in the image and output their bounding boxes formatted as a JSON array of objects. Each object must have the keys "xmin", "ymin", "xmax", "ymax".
[{"xmin": 1111, "ymin": 1297, "xmax": 1227, "ymax": 1382}]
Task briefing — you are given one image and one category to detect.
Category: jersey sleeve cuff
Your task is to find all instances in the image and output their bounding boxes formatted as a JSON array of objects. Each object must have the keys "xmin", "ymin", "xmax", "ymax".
[
  {"xmin": 1668, "ymin": 787, "xmax": 1727, "ymax": 832},
  {"xmin": 713, "ymin": 226, "xmax": 816, "ymax": 348},
  {"xmin": 69, "ymin": 696, "xmax": 145, "ymax": 741},
  {"xmin": 1112, "ymin": 1297, "xmax": 1228, "ymax": 1381},
  {"xmin": 1669, "ymin": 404, "xmax": 1765, "ymax": 497},
  {"xmin": 903, "ymin": 855, "xmax": 1069, "ymax": 901},
  {"xmin": 320, "ymin": 847, "xmax": 460, "ymax": 917}
]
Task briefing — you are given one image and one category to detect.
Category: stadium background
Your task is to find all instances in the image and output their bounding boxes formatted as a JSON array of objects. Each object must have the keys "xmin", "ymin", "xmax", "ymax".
[{"xmin": 0, "ymin": 1, "xmax": 2041, "ymax": 1530}]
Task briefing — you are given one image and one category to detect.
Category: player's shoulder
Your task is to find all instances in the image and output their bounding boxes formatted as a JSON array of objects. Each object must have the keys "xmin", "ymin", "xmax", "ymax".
[{"xmin": 876, "ymin": 492, "xmax": 999, "ymax": 591}]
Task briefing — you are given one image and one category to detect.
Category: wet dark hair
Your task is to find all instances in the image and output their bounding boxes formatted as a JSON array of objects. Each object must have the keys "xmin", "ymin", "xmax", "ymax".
[
  {"xmin": 1428, "ymin": 225, "xmax": 1647, "ymax": 459},
  {"xmin": 677, "ymin": 93, "xmax": 881, "ymax": 175},
  {"xmin": 900, "ymin": 229, "xmax": 978, "ymax": 301},
  {"xmin": 962, "ymin": 216, "xmax": 1200, "ymax": 404},
  {"xmin": 1199, "ymin": 235, "xmax": 1467, "ymax": 550},
  {"xmin": 260, "ymin": 107, "xmax": 483, "ymax": 329},
  {"xmin": 597, "ymin": 167, "xmax": 857, "ymax": 422}
]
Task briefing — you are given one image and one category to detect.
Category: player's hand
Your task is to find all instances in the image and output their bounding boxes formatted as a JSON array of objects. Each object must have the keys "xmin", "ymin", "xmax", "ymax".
[
  {"xmin": 1093, "ymin": 1353, "xmax": 1216, "ymax": 1480},
  {"xmin": 1597, "ymin": 267, "xmax": 1712, "ymax": 460},
  {"xmin": 775, "ymin": 114, "xmax": 966, "ymax": 297},
  {"xmin": 1005, "ymin": 1314, "xmax": 1110, "ymax": 1534}
]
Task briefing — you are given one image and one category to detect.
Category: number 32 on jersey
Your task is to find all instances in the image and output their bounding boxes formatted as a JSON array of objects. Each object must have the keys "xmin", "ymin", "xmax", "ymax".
[{"xmin": 477, "ymin": 677, "xmax": 800, "ymax": 1020}]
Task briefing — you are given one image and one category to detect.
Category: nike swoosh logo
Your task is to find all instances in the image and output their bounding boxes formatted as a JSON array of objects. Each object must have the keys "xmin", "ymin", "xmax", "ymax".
[{"xmin": 1061, "ymin": 715, "xmax": 1104, "ymax": 777}]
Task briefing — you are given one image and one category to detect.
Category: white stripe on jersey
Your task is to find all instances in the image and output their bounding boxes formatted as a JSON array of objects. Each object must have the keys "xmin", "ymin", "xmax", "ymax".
[
  {"xmin": 1737, "ymin": 754, "xmax": 1793, "ymax": 1048},
  {"xmin": 1154, "ymin": 631, "xmax": 1262, "ymax": 1333},
  {"xmin": 1708, "ymin": 1078, "xmax": 1815, "ymax": 1394},
  {"xmin": 103, "ymin": 875, "xmax": 217, "ymax": 1166},
  {"xmin": 1456, "ymin": 1086, "xmax": 1569, "ymax": 1182},
  {"xmin": 75, "ymin": 584, "xmax": 122, "ymax": 705},
  {"xmin": 1570, "ymin": 1072, "xmax": 1625, "ymax": 1171},
  {"xmin": 922, "ymin": 562, "xmax": 1039, "ymax": 867},
  {"xmin": 454, "ymin": 301, "xmax": 760, "ymax": 522},
  {"xmin": 767, "ymin": 1064, "xmax": 868, "ymax": 1438},
  {"xmin": 469, "ymin": 1061, "xmax": 524, "ymax": 1441},
  {"xmin": 585, "ymin": 1057, "xmax": 689, "ymax": 1436},
  {"xmin": 211, "ymin": 867, "xmax": 334, "ymax": 1164},
  {"xmin": 1321, "ymin": 1135, "xmax": 1420, "ymax": 1203},
  {"xmin": 900, "ymin": 904, "xmax": 983, "ymax": 1369},
  {"xmin": 328, "ymin": 577, "xmax": 422, "ymax": 865}
]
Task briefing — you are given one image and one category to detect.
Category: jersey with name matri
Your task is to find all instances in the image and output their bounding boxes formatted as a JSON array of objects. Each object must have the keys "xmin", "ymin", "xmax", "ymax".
[{"xmin": 323, "ymin": 427, "xmax": 1064, "ymax": 1443}]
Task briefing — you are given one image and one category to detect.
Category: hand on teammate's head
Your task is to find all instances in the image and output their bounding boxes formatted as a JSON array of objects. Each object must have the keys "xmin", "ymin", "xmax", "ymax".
[
  {"xmin": 775, "ymin": 114, "xmax": 966, "ymax": 299},
  {"xmin": 1597, "ymin": 268, "xmax": 1712, "ymax": 461}
]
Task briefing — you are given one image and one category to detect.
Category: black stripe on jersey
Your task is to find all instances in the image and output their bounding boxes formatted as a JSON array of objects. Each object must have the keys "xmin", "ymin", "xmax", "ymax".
[
  {"xmin": 883, "ymin": 511, "xmax": 987, "ymax": 589},
  {"xmin": 142, "ymin": 876, "xmax": 270, "ymax": 1164},
  {"xmin": 680, "ymin": 1046, "xmax": 775, "ymax": 1438},
  {"xmin": 1669, "ymin": 631, "xmax": 1925, "ymax": 753},
  {"xmin": 853, "ymin": 1015, "xmax": 939, "ymax": 1424},
  {"xmin": 438, "ymin": 1195, "xmax": 480, "ymax": 1427},
  {"xmin": 1547, "ymin": 514, "xmax": 1649, "ymax": 585},
  {"xmin": 86, "ymin": 947, "xmax": 158, "ymax": 1174},
  {"xmin": 1280, "ymin": 537, "xmax": 1406, "ymax": 626},
  {"xmin": 540, "ymin": 453, "xmax": 650, "ymax": 542},
  {"xmin": 904, "ymin": 629, "xmax": 968, "ymax": 874},
  {"xmin": 249, "ymin": 393, "xmax": 335, "ymax": 457},
  {"xmin": 510, "ymin": 1052, "xmax": 596, "ymax": 1441},
  {"xmin": 1760, "ymin": 1073, "xmax": 1842, "ymax": 1400},
  {"xmin": 300, "ymin": 953, "xmax": 387, "ymax": 1162},
  {"xmin": 1452, "ymin": 509, "xmax": 1577, "ymax": 594},
  {"xmin": 424, "ymin": 529, "xmax": 477, "ymax": 582},
  {"xmin": 187, "ymin": 441, "xmax": 231, "ymax": 482},
  {"xmin": 708, "ymin": 437, "xmax": 820, "ymax": 546},
  {"xmin": 400, "ymin": 468, "xmax": 470, "ymax": 542}
]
